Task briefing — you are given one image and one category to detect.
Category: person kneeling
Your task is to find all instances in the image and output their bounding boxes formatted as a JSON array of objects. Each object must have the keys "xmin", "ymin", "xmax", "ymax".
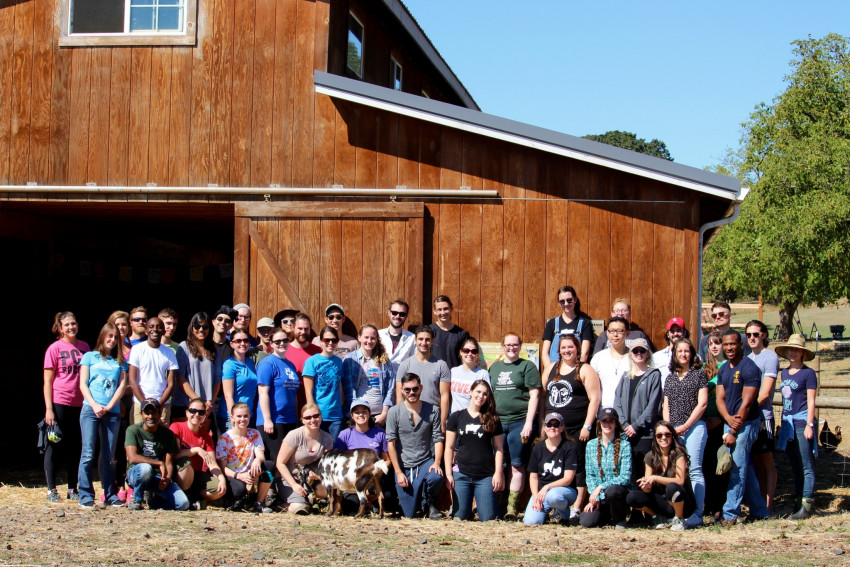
[
  {"xmin": 170, "ymin": 398, "xmax": 226, "ymax": 508},
  {"xmin": 216, "ymin": 403, "xmax": 274, "ymax": 513},
  {"xmin": 523, "ymin": 413, "xmax": 578, "ymax": 525},
  {"xmin": 626, "ymin": 421, "xmax": 696, "ymax": 531},
  {"xmin": 124, "ymin": 398, "xmax": 190, "ymax": 511},
  {"xmin": 581, "ymin": 408, "xmax": 632, "ymax": 528}
]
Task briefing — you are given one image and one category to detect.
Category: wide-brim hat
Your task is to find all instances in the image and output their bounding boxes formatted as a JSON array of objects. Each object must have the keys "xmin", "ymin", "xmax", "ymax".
[{"xmin": 774, "ymin": 333, "xmax": 815, "ymax": 362}]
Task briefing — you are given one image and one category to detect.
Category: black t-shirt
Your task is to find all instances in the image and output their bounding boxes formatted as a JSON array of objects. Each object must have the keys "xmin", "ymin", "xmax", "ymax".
[
  {"xmin": 430, "ymin": 323, "xmax": 469, "ymax": 369},
  {"xmin": 542, "ymin": 315, "xmax": 594, "ymax": 347},
  {"xmin": 446, "ymin": 409, "xmax": 503, "ymax": 478},
  {"xmin": 528, "ymin": 438, "xmax": 578, "ymax": 489}
]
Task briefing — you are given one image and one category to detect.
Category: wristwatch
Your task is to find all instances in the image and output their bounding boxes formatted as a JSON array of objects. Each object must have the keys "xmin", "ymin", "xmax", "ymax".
[
  {"xmin": 584, "ymin": 425, "xmax": 592, "ymax": 431},
  {"xmin": 807, "ymin": 422, "xmax": 814, "ymax": 427}
]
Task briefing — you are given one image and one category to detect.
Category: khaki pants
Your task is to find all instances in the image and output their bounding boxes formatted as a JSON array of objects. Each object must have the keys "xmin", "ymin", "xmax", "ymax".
[{"xmin": 131, "ymin": 401, "xmax": 172, "ymax": 426}]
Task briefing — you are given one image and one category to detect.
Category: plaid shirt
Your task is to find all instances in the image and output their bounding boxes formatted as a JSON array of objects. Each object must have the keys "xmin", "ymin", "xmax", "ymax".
[{"xmin": 585, "ymin": 433, "xmax": 633, "ymax": 500}]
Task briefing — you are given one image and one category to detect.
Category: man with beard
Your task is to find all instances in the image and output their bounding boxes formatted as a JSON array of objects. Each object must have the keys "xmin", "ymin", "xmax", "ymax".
[{"xmin": 129, "ymin": 306, "xmax": 148, "ymax": 345}]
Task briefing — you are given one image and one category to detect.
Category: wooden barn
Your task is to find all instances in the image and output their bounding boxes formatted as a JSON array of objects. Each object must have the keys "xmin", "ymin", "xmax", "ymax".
[{"xmin": 0, "ymin": 0, "xmax": 740, "ymax": 463}]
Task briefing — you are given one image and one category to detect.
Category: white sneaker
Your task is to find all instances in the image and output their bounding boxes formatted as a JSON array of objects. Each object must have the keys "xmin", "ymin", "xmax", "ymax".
[{"xmin": 670, "ymin": 517, "xmax": 686, "ymax": 531}]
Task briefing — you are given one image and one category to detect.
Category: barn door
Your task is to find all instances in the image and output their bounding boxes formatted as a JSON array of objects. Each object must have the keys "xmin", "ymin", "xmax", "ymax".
[{"xmin": 233, "ymin": 201, "xmax": 424, "ymax": 330}]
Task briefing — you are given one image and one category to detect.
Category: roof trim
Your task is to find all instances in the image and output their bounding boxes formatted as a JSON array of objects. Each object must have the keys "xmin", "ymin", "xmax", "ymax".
[
  {"xmin": 380, "ymin": 0, "xmax": 479, "ymax": 110},
  {"xmin": 315, "ymin": 71, "xmax": 741, "ymax": 201}
]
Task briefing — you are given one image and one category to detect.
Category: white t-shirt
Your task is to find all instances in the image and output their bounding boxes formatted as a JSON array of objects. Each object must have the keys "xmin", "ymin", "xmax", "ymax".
[
  {"xmin": 128, "ymin": 342, "xmax": 179, "ymax": 400},
  {"xmin": 449, "ymin": 366, "xmax": 490, "ymax": 414},
  {"xmin": 651, "ymin": 347, "xmax": 673, "ymax": 390},
  {"xmin": 590, "ymin": 349, "xmax": 631, "ymax": 409}
]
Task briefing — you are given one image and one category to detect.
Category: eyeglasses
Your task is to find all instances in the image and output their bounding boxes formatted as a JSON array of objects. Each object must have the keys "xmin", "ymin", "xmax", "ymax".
[
  {"xmin": 321, "ymin": 337, "xmax": 339, "ymax": 344},
  {"xmin": 545, "ymin": 421, "xmax": 563, "ymax": 428},
  {"xmin": 132, "ymin": 317, "xmax": 148, "ymax": 323},
  {"xmin": 631, "ymin": 348, "xmax": 647, "ymax": 355},
  {"xmin": 281, "ymin": 318, "xmax": 295, "ymax": 325},
  {"xmin": 607, "ymin": 329, "xmax": 626, "ymax": 335},
  {"xmin": 327, "ymin": 314, "xmax": 344, "ymax": 321},
  {"xmin": 710, "ymin": 312, "xmax": 730, "ymax": 319},
  {"xmin": 558, "ymin": 298, "xmax": 575, "ymax": 305},
  {"xmin": 215, "ymin": 317, "xmax": 232, "ymax": 324},
  {"xmin": 461, "ymin": 348, "xmax": 479, "ymax": 354},
  {"xmin": 612, "ymin": 309, "xmax": 629, "ymax": 315},
  {"xmin": 655, "ymin": 432, "xmax": 673, "ymax": 440},
  {"xmin": 302, "ymin": 414, "xmax": 321, "ymax": 421},
  {"xmin": 186, "ymin": 408, "xmax": 206, "ymax": 415},
  {"xmin": 402, "ymin": 387, "xmax": 420, "ymax": 394},
  {"xmin": 271, "ymin": 338, "xmax": 290, "ymax": 345},
  {"xmin": 503, "ymin": 344, "xmax": 521, "ymax": 349},
  {"xmin": 745, "ymin": 332, "xmax": 762, "ymax": 338},
  {"xmin": 237, "ymin": 314, "xmax": 251, "ymax": 320},
  {"xmin": 192, "ymin": 323, "xmax": 210, "ymax": 331},
  {"xmin": 232, "ymin": 338, "xmax": 251, "ymax": 345}
]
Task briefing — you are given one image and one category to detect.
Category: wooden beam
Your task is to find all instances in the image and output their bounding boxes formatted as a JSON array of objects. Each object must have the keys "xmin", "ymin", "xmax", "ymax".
[
  {"xmin": 773, "ymin": 393, "xmax": 850, "ymax": 410},
  {"xmin": 233, "ymin": 217, "xmax": 250, "ymax": 306},
  {"xmin": 406, "ymin": 216, "xmax": 424, "ymax": 325},
  {"xmin": 247, "ymin": 220, "xmax": 308, "ymax": 315},
  {"xmin": 234, "ymin": 201, "xmax": 424, "ymax": 218}
]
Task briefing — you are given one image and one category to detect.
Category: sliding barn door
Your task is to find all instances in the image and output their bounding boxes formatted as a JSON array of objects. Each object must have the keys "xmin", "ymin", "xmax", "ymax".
[{"xmin": 233, "ymin": 201, "xmax": 424, "ymax": 330}]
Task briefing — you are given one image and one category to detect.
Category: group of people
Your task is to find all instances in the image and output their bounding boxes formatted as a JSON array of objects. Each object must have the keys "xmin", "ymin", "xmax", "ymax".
[{"xmin": 40, "ymin": 289, "xmax": 818, "ymax": 527}]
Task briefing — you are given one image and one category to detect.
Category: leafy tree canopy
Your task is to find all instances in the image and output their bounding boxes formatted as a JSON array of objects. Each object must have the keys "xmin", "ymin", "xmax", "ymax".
[
  {"xmin": 583, "ymin": 130, "xmax": 673, "ymax": 160},
  {"xmin": 704, "ymin": 34, "xmax": 850, "ymax": 335}
]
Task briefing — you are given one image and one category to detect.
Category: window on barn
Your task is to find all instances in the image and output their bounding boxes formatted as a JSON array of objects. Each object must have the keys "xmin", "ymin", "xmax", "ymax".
[
  {"xmin": 347, "ymin": 12, "xmax": 364, "ymax": 78},
  {"xmin": 60, "ymin": 0, "xmax": 198, "ymax": 47},
  {"xmin": 390, "ymin": 56, "xmax": 403, "ymax": 91}
]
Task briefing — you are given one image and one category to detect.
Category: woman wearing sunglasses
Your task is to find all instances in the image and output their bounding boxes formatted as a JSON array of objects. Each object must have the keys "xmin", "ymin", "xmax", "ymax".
[
  {"xmin": 216, "ymin": 329, "xmax": 259, "ymax": 435},
  {"xmin": 522, "ymin": 412, "xmax": 578, "ymax": 525},
  {"xmin": 303, "ymin": 326, "xmax": 351, "ymax": 442},
  {"xmin": 276, "ymin": 403, "xmax": 333, "ymax": 514},
  {"xmin": 256, "ymin": 328, "xmax": 301, "ymax": 464},
  {"xmin": 613, "ymin": 338, "xmax": 662, "ymax": 482},
  {"xmin": 449, "ymin": 337, "xmax": 490, "ymax": 414},
  {"xmin": 626, "ymin": 420, "xmax": 696, "ymax": 531},
  {"xmin": 541, "ymin": 285, "xmax": 594, "ymax": 367},
  {"xmin": 170, "ymin": 398, "xmax": 226, "ymax": 507},
  {"xmin": 173, "ymin": 312, "xmax": 220, "ymax": 422}
]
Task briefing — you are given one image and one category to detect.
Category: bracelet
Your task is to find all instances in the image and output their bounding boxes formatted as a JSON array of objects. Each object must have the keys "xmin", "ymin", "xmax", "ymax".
[{"xmin": 807, "ymin": 422, "xmax": 814, "ymax": 427}]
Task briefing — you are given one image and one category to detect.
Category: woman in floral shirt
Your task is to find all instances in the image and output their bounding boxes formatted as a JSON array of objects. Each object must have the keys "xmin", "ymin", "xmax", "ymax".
[{"xmin": 216, "ymin": 402, "xmax": 273, "ymax": 513}]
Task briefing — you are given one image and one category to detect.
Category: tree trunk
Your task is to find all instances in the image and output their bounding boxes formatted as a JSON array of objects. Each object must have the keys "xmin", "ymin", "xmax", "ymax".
[{"xmin": 778, "ymin": 299, "xmax": 801, "ymax": 340}]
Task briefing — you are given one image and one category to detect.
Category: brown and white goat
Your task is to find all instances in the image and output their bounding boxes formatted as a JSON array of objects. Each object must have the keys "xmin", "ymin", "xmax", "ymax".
[{"xmin": 301, "ymin": 449, "xmax": 389, "ymax": 518}]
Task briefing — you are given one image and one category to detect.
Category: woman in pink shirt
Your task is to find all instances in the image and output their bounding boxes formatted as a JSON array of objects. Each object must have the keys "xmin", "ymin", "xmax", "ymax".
[{"xmin": 43, "ymin": 311, "xmax": 90, "ymax": 502}]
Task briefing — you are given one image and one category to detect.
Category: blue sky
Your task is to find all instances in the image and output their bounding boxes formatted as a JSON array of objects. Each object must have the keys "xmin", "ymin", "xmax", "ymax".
[{"xmin": 403, "ymin": 0, "xmax": 850, "ymax": 170}]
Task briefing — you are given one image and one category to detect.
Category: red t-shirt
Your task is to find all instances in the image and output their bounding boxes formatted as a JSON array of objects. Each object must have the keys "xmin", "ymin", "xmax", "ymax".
[
  {"xmin": 285, "ymin": 343, "xmax": 322, "ymax": 375},
  {"xmin": 169, "ymin": 421, "xmax": 215, "ymax": 472}
]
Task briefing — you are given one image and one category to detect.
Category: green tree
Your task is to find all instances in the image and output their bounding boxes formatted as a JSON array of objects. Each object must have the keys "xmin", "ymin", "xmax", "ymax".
[
  {"xmin": 704, "ymin": 34, "xmax": 850, "ymax": 337},
  {"xmin": 583, "ymin": 130, "xmax": 673, "ymax": 160}
]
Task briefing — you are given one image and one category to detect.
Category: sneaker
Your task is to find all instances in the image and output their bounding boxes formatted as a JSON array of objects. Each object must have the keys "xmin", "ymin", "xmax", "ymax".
[
  {"xmin": 107, "ymin": 497, "xmax": 125, "ymax": 508},
  {"xmin": 79, "ymin": 500, "xmax": 95, "ymax": 509},
  {"xmin": 614, "ymin": 521, "xmax": 627, "ymax": 530},
  {"xmin": 569, "ymin": 507, "xmax": 581, "ymax": 524},
  {"xmin": 670, "ymin": 517, "xmax": 686, "ymax": 532},
  {"xmin": 127, "ymin": 500, "xmax": 144, "ymax": 511},
  {"xmin": 46, "ymin": 490, "xmax": 62, "ymax": 503},
  {"xmin": 67, "ymin": 490, "xmax": 80, "ymax": 501},
  {"xmin": 653, "ymin": 516, "xmax": 671, "ymax": 530},
  {"xmin": 229, "ymin": 499, "xmax": 246, "ymax": 512},
  {"xmin": 253, "ymin": 502, "xmax": 273, "ymax": 514}
]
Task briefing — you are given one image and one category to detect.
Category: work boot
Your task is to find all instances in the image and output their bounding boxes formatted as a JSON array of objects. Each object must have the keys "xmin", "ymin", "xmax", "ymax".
[
  {"xmin": 790, "ymin": 498, "xmax": 813, "ymax": 520},
  {"xmin": 503, "ymin": 490, "xmax": 520, "ymax": 521}
]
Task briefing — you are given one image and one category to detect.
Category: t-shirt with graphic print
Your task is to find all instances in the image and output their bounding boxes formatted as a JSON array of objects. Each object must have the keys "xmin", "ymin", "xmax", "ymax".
[
  {"xmin": 216, "ymin": 428, "xmax": 265, "ymax": 474},
  {"xmin": 44, "ymin": 339, "xmax": 91, "ymax": 407},
  {"xmin": 446, "ymin": 408, "xmax": 503, "ymax": 478},
  {"xmin": 527, "ymin": 437, "xmax": 578, "ymax": 489},
  {"xmin": 489, "ymin": 358, "xmax": 541, "ymax": 425},
  {"xmin": 80, "ymin": 351, "xmax": 127, "ymax": 413}
]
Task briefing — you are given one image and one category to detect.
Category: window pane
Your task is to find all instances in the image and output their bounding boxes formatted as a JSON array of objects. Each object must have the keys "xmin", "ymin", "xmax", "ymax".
[
  {"xmin": 158, "ymin": 7, "xmax": 183, "ymax": 31},
  {"xmin": 71, "ymin": 0, "xmax": 125, "ymax": 33},
  {"xmin": 347, "ymin": 14, "xmax": 363, "ymax": 77},
  {"xmin": 159, "ymin": 0, "xmax": 182, "ymax": 5},
  {"xmin": 129, "ymin": 7, "xmax": 155, "ymax": 31}
]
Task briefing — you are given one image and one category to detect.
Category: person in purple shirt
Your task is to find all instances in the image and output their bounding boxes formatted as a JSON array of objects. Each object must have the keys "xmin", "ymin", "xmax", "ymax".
[{"xmin": 715, "ymin": 329, "xmax": 769, "ymax": 524}]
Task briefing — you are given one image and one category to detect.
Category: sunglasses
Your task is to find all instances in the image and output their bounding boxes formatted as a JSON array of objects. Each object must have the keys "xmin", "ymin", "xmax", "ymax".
[
  {"xmin": 302, "ymin": 414, "xmax": 321, "ymax": 421},
  {"xmin": 186, "ymin": 407, "xmax": 206, "ymax": 415},
  {"xmin": 192, "ymin": 323, "xmax": 210, "ymax": 331},
  {"xmin": 132, "ymin": 317, "xmax": 148, "ymax": 323},
  {"xmin": 745, "ymin": 332, "xmax": 762, "ymax": 338},
  {"xmin": 461, "ymin": 348, "xmax": 479, "ymax": 355},
  {"xmin": 271, "ymin": 338, "xmax": 290, "ymax": 345},
  {"xmin": 232, "ymin": 338, "xmax": 251, "ymax": 345},
  {"xmin": 215, "ymin": 316, "xmax": 232, "ymax": 324},
  {"xmin": 321, "ymin": 337, "xmax": 339, "ymax": 344},
  {"xmin": 631, "ymin": 348, "xmax": 647, "ymax": 355},
  {"xmin": 281, "ymin": 317, "xmax": 295, "ymax": 325},
  {"xmin": 390, "ymin": 310, "xmax": 408, "ymax": 317},
  {"xmin": 655, "ymin": 432, "xmax": 673, "ymax": 440},
  {"xmin": 402, "ymin": 387, "xmax": 420, "ymax": 394},
  {"xmin": 558, "ymin": 298, "xmax": 575, "ymax": 305},
  {"xmin": 327, "ymin": 314, "xmax": 344, "ymax": 321},
  {"xmin": 545, "ymin": 421, "xmax": 563, "ymax": 428},
  {"xmin": 710, "ymin": 312, "xmax": 730, "ymax": 319}
]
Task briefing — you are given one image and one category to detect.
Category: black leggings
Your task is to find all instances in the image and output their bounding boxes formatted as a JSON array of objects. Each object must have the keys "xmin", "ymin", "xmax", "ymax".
[
  {"xmin": 44, "ymin": 403, "xmax": 82, "ymax": 491},
  {"xmin": 580, "ymin": 485, "xmax": 629, "ymax": 527},
  {"xmin": 226, "ymin": 460, "xmax": 274, "ymax": 500},
  {"xmin": 626, "ymin": 483, "xmax": 696, "ymax": 518},
  {"xmin": 260, "ymin": 423, "xmax": 297, "ymax": 466}
]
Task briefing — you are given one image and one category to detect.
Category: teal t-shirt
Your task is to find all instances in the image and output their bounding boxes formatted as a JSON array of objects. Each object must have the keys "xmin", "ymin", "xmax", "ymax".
[{"xmin": 81, "ymin": 351, "xmax": 127, "ymax": 414}]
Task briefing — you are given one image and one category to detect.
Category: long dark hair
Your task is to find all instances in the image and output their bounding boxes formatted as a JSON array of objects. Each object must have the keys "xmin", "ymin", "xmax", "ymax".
[
  {"xmin": 704, "ymin": 330, "xmax": 723, "ymax": 381},
  {"xmin": 645, "ymin": 420, "xmax": 689, "ymax": 477},
  {"xmin": 556, "ymin": 285, "xmax": 588, "ymax": 318},
  {"xmin": 469, "ymin": 379, "xmax": 500, "ymax": 433},
  {"xmin": 669, "ymin": 338, "xmax": 702, "ymax": 375},
  {"xmin": 555, "ymin": 334, "xmax": 585, "ymax": 383},
  {"xmin": 186, "ymin": 312, "xmax": 216, "ymax": 361},
  {"xmin": 745, "ymin": 319, "xmax": 770, "ymax": 347},
  {"xmin": 595, "ymin": 417, "xmax": 624, "ymax": 472},
  {"xmin": 95, "ymin": 323, "xmax": 124, "ymax": 366}
]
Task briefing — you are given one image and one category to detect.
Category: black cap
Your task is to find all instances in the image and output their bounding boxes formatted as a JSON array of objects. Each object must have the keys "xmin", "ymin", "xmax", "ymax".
[
  {"xmin": 597, "ymin": 407, "xmax": 619, "ymax": 422},
  {"xmin": 213, "ymin": 305, "xmax": 237, "ymax": 321},
  {"xmin": 140, "ymin": 398, "xmax": 162, "ymax": 413},
  {"xmin": 274, "ymin": 307, "xmax": 299, "ymax": 328}
]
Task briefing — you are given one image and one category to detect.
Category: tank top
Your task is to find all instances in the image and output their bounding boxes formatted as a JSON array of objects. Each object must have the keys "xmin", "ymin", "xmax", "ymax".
[{"xmin": 545, "ymin": 365, "xmax": 590, "ymax": 434}]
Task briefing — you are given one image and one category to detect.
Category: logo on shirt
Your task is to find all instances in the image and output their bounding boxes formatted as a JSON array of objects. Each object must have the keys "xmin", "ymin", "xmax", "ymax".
[
  {"xmin": 496, "ymin": 371, "xmax": 514, "ymax": 387},
  {"xmin": 733, "ymin": 371, "xmax": 740, "ymax": 384},
  {"xmin": 141, "ymin": 439, "xmax": 157, "ymax": 458},
  {"xmin": 463, "ymin": 423, "xmax": 484, "ymax": 438},
  {"xmin": 548, "ymin": 381, "xmax": 573, "ymax": 408},
  {"xmin": 543, "ymin": 459, "xmax": 563, "ymax": 477}
]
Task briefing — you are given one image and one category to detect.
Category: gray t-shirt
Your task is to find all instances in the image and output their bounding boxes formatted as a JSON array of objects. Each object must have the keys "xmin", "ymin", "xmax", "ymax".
[
  {"xmin": 748, "ymin": 348, "xmax": 780, "ymax": 420},
  {"xmin": 386, "ymin": 401, "xmax": 444, "ymax": 469},
  {"xmin": 174, "ymin": 341, "xmax": 221, "ymax": 406},
  {"xmin": 395, "ymin": 356, "xmax": 451, "ymax": 407}
]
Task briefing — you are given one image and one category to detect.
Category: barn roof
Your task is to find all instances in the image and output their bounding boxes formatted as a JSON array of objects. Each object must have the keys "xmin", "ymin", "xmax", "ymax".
[{"xmin": 315, "ymin": 70, "xmax": 742, "ymax": 201}]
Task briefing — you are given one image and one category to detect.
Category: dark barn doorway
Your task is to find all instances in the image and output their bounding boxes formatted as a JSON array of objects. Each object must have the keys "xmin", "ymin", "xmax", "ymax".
[{"xmin": 0, "ymin": 201, "xmax": 234, "ymax": 478}]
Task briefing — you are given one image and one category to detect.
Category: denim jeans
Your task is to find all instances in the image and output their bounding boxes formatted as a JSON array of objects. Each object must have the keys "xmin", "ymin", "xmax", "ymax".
[
  {"xmin": 77, "ymin": 406, "xmax": 121, "ymax": 505},
  {"xmin": 320, "ymin": 420, "xmax": 343, "ymax": 443},
  {"xmin": 452, "ymin": 471, "xmax": 498, "ymax": 521},
  {"xmin": 522, "ymin": 485, "xmax": 578, "ymax": 525},
  {"xmin": 786, "ymin": 422, "xmax": 815, "ymax": 498},
  {"xmin": 126, "ymin": 463, "xmax": 190, "ymax": 510},
  {"xmin": 395, "ymin": 458, "xmax": 444, "ymax": 518},
  {"xmin": 502, "ymin": 420, "xmax": 535, "ymax": 468},
  {"xmin": 723, "ymin": 419, "xmax": 769, "ymax": 520},
  {"xmin": 680, "ymin": 420, "xmax": 707, "ymax": 526}
]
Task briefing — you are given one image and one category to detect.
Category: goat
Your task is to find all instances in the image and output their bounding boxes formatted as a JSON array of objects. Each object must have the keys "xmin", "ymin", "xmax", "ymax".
[{"xmin": 300, "ymin": 449, "xmax": 389, "ymax": 518}]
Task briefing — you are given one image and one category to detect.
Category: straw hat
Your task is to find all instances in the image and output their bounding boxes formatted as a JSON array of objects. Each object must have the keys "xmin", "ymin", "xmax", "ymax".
[{"xmin": 774, "ymin": 333, "xmax": 815, "ymax": 361}]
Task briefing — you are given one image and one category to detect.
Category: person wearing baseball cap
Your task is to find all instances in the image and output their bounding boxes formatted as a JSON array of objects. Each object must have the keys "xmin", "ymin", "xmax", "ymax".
[
  {"xmin": 252, "ymin": 317, "xmax": 276, "ymax": 366},
  {"xmin": 522, "ymin": 412, "xmax": 578, "ymax": 525},
  {"xmin": 651, "ymin": 317, "xmax": 690, "ymax": 389},
  {"xmin": 581, "ymin": 407, "xmax": 633, "ymax": 528},
  {"xmin": 311, "ymin": 303, "xmax": 358, "ymax": 358}
]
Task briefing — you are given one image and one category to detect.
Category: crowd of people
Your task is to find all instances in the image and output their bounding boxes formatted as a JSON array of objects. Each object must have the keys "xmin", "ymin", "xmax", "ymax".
[{"xmin": 40, "ymin": 289, "xmax": 819, "ymax": 526}]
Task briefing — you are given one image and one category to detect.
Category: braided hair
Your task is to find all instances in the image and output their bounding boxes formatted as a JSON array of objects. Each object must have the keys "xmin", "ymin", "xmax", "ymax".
[{"xmin": 595, "ymin": 418, "xmax": 624, "ymax": 472}]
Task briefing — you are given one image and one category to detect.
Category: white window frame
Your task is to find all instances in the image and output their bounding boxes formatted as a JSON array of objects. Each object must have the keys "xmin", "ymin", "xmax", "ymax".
[
  {"xmin": 390, "ymin": 56, "xmax": 403, "ymax": 91},
  {"xmin": 59, "ymin": 0, "xmax": 198, "ymax": 47},
  {"xmin": 347, "ymin": 12, "xmax": 364, "ymax": 78}
]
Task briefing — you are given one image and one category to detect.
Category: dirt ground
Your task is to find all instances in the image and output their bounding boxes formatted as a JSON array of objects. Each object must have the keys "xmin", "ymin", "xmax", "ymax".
[{"xmin": 4, "ymin": 448, "xmax": 850, "ymax": 567}]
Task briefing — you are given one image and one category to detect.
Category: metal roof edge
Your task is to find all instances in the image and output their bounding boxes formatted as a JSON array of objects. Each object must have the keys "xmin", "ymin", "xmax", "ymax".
[{"xmin": 314, "ymin": 71, "xmax": 741, "ymax": 200}]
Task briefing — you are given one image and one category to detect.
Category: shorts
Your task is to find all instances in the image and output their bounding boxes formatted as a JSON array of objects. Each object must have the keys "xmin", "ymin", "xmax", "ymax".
[
  {"xmin": 502, "ymin": 420, "xmax": 535, "ymax": 468},
  {"xmin": 751, "ymin": 417, "xmax": 775, "ymax": 455},
  {"xmin": 131, "ymin": 401, "xmax": 172, "ymax": 425},
  {"xmin": 175, "ymin": 457, "xmax": 222, "ymax": 498}
]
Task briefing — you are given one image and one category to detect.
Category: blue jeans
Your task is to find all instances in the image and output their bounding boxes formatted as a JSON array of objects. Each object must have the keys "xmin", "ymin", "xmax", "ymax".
[
  {"xmin": 523, "ymin": 485, "xmax": 578, "ymax": 525},
  {"xmin": 126, "ymin": 463, "xmax": 190, "ymax": 511},
  {"xmin": 395, "ymin": 458, "xmax": 444, "ymax": 518},
  {"xmin": 452, "ymin": 471, "xmax": 498, "ymax": 521},
  {"xmin": 321, "ymin": 420, "xmax": 343, "ymax": 443},
  {"xmin": 502, "ymin": 420, "xmax": 535, "ymax": 468},
  {"xmin": 723, "ymin": 419, "xmax": 769, "ymax": 520},
  {"xmin": 680, "ymin": 420, "xmax": 707, "ymax": 525},
  {"xmin": 786, "ymin": 422, "xmax": 816, "ymax": 498},
  {"xmin": 78, "ymin": 406, "xmax": 121, "ymax": 505}
]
